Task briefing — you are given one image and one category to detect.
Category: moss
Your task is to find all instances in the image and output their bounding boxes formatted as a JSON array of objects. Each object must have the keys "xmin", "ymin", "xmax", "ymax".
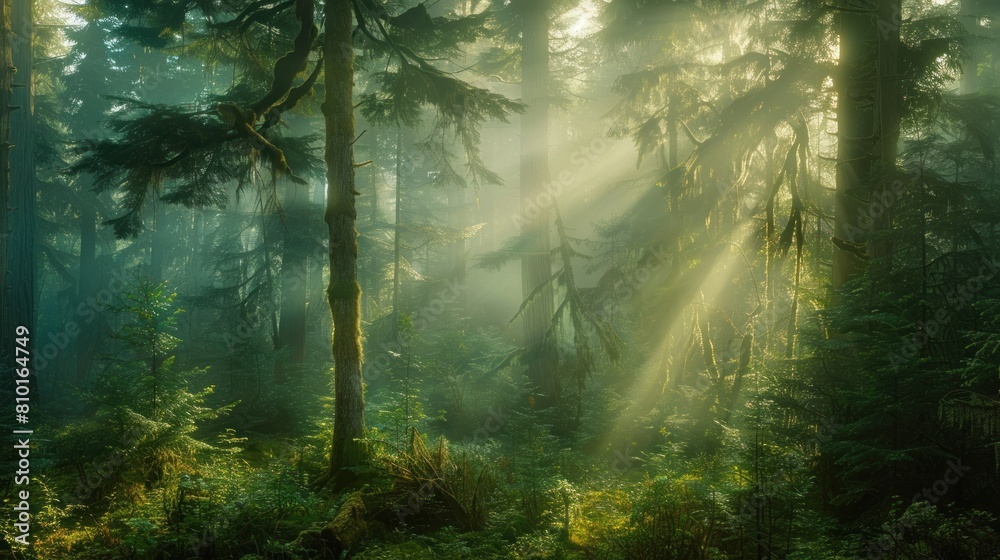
[
  {"xmin": 322, "ymin": 491, "xmax": 367, "ymax": 548},
  {"xmin": 327, "ymin": 279, "xmax": 361, "ymax": 300},
  {"xmin": 249, "ymin": 0, "xmax": 315, "ymax": 117},
  {"xmin": 290, "ymin": 492, "xmax": 368, "ymax": 558}
]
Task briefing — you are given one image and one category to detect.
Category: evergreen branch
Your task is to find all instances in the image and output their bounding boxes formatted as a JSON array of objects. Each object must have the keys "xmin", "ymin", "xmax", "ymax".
[{"xmin": 508, "ymin": 269, "xmax": 563, "ymax": 325}]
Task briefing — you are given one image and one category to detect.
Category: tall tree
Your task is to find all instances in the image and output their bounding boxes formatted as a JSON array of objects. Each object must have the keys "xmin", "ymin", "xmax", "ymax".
[
  {"xmin": 0, "ymin": 0, "xmax": 12, "ymax": 403},
  {"xmin": 960, "ymin": 0, "xmax": 980, "ymax": 94},
  {"xmin": 308, "ymin": 169, "xmax": 328, "ymax": 357},
  {"xmin": 9, "ymin": 0, "xmax": 35, "ymax": 348},
  {"xmin": 516, "ymin": 0, "xmax": 559, "ymax": 403},
  {"xmin": 274, "ymin": 179, "xmax": 310, "ymax": 383},
  {"xmin": 320, "ymin": 0, "xmax": 368, "ymax": 484},
  {"xmin": 73, "ymin": 0, "xmax": 520, "ymax": 489},
  {"xmin": 833, "ymin": 0, "xmax": 902, "ymax": 288},
  {"xmin": 391, "ymin": 126, "xmax": 404, "ymax": 338},
  {"xmin": 64, "ymin": 18, "xmax": 116, "ymax": 386}
]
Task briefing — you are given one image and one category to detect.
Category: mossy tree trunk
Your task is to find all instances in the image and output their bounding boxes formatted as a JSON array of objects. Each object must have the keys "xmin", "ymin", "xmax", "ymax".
[{"xmin": 320, "ymin": 0, "xmax": 368, "ymax": 485}]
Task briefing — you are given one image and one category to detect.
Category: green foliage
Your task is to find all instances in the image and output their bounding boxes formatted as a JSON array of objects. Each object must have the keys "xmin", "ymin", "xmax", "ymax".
[
  {"xmin": 21, "ymin": 0, "xmax": 1000, "ymax": 558},
  {"xmin": 614, "ymin": 475, "xmax": 727, "ymax": 559},
  {"xmin": 860, "ymin": 502, "xmax": 1000, "ymax": 559},
  {"xmin": 31, "ymin": 455, "xmax": 325, "ymax": 559},
  {"xmin": 73, "ymin": 100, "xmax": 324, "ymax": 238},
  {"xmin": 353, "ymin": 526, "xmax": 511, "ymax": 560},
  {"xmin": 385, "ymin": 429, "xmax": 496, "ymax": 532},
  {"xmin": 54, "ymin": 275, "xmax": 229, "ymax": 508}
]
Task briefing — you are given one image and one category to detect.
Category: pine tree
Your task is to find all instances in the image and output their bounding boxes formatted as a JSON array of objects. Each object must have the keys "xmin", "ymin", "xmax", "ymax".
[
  {"xmin": 63, "ymin": 18, "xmax": 119, "ymax": 386},
  {"xmin": 70, "ymin": 0, "xmax": 521, "ymax": 489},
  {"xmin": 515, "ymin": 0, "xmax": 559, "ymax": 405}
]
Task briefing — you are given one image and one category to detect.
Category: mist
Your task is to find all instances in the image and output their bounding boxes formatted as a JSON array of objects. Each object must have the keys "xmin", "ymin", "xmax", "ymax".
[{"xmin": 2, "ymin": 0, "xmax": 1000, "ymax": 557}]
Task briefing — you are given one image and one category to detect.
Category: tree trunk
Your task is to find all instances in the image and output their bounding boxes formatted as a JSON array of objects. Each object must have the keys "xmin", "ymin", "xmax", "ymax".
[
  {"xmin": 871, "ymin": 0, "xmax": 901, "ymax": 267},
  {"xmin": 517, "ymin": 0, "xmax": 558, "ymax": 403},
  {"xmin": 308, "ymin": 171, "xmax": 326, "ymax": 357},
  {"xmin": 665, "ymin": 93, "xmax": 681, "ymax": 253},
  {"xmin": 0, "ymin": 0, "xmax": 13, "ymax": 405},
  {"xmin": 320, "ymin": 0, "xmax": 368, "ymax": 485},
  {"xmin": 9, "ymin": 0, "xmax": 35, "ymax": 374},
  {"xmin": 70, "ymin": 21, "xmax": 111, "ymax": 388},
  {"xmin": 833, "ymin": 0, "xmax": 901, "ymax": 288},
  {"xmin": 391, "ymin": 126, "xmax": 402, "ymax": 338},
  {"xmin": 448, "ymin": 181, "xmax": 467, "ymax": 307},
  {"xmin": 275, "ymin": 181, "xmax": 309, "ymax": 383},
  {"xmin": 75, "ymin": 205, "xmax": 98, "ymax": 386},
  {"xmin": 960, "ymin": 0, "xmax": 979, "ymax": 94},
  {"xmin": 833, "ymin": 8, "xmax": 878, "ymax": 288},
  {"xmin": 361, "ymin": 122, "xmax": 378, "ymax": 323},
  {"xmin": 149, "ymin": 202, "xmax": 167, "ymax": 283}
]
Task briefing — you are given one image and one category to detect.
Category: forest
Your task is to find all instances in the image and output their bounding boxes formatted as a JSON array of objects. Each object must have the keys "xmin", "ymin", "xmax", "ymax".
[{"xmin": 2, "ymin": 0, "xmax": 1000, "ymax": 557}]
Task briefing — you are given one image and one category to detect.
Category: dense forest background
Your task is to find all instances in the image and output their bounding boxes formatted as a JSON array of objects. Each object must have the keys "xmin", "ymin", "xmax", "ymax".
[{"xmin": 3, "ymin": 0, "xmax": 1000, "ymax": 558}]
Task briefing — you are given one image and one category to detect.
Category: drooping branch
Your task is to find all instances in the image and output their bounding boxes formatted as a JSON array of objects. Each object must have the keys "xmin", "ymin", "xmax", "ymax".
[{"xmin": 216, "ymin": 102, "xmax": 306, "ymax": 184}]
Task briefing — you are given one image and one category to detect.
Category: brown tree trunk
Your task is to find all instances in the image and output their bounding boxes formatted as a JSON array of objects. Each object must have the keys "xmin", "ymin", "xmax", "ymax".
[
  {"xmin": 320, "ymin": 0, "xmax": 368, "ymax": 486},
  {"xmin": 517, "ymin": 0, "xmax": 558, "ymax": 403}
]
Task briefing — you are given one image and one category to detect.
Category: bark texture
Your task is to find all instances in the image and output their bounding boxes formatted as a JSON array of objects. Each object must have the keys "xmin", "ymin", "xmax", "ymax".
[
  {"xmin": 322, "ymin": 0, "xmax": 368, "ymax": 484},
  {"xmin": 0, "ymin": 0, "xmax": 13, "ymax": 403},
  {"xmin": 9, "ymin": 0, "xmax": 34, "ymax": 348},
  {"xmin": 517, "ymin": 0, "xmax": 558, "ymax": 402},
  {"xmin": 834, "ymin": 3, "xmax": 901, "ymax": 287}
]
